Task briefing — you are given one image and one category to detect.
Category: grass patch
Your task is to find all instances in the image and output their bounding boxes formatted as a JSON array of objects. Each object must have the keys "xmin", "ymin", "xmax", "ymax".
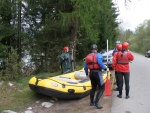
[
  {"xmin": 0, "ymin": 71, "xmax": 62, "ymax": 112},
  {"xmin": 0, "ymin": 61, "xmax": 84, "ymax": 112}
]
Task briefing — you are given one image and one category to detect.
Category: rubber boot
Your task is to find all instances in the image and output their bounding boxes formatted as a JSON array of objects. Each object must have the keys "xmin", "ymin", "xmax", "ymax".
[
  {"xmin": 90, "ymin": 90, "xmax": 95, "ymax": 106},
  {"xmin": 94, "ymin": 89, "xmax": 104, "ymax": 109}
]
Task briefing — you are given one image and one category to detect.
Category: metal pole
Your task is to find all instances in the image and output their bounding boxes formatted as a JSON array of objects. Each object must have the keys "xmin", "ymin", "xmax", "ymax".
[
  {"xmin": 107, "ymin": 39, "xmax": 108, "ymax": 64},
  {"xmin": 106, "ymin": 39, "xmax": 109, "ymax": 77}
]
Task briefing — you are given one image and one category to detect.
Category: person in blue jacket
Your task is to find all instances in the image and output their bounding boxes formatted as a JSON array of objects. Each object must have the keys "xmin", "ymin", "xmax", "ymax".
[{"xmin": 84, "ymin": 44, "xmax": 109, "ymax": 109}]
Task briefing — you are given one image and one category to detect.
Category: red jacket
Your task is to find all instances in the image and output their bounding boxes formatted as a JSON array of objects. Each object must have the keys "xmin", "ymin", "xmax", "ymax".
[{"xmin": 112, "ymin": 51, "xmax": 134, "ymax": 72}]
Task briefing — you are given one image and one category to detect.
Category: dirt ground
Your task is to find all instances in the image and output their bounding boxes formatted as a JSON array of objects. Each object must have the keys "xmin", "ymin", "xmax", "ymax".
[{"xmin": 19, "ymin": 94, "xmax": 112, "ymax": 113}]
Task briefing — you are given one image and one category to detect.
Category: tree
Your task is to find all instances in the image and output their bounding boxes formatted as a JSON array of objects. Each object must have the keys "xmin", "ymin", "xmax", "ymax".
[
  {"xmin": 97, "ymin": 0, "xmax": 119, "ymax": 50},
  {"xmin": 0, "ymin": 0, "xmax": 120, "ymax": 74},
  {"xmin": 0, "ymin": 48, "xmax": 23, "ymax": 81}
]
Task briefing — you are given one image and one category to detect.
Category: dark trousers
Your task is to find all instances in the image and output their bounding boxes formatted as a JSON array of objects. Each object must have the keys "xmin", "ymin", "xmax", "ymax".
[
  {"xmin": 89, "ymin": 71, "xmax": 104, "ymax": 103},
  {"xmin": 115, "ymin": 71, "xmax": 119, "ymax": 88},
  {"xmin": 117, "ymin": 72, "xmax": 130, "ymax": 96}
]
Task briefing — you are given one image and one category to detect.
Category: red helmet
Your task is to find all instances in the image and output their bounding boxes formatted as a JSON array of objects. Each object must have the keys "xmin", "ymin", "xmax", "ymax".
[
  {"xmin": 116, "ymin": 44, "xmax": 122, "ymax": 51},
  {"xmin": 63, "ymin": 46, "xmax": 69, "ymax": 52},
  {"xmin": 122, "ymin": 42, "xmax": 129, "ymax": 49},
  {"xmin": 116, "ymin": 44, "xmax": 120, "ymax": 48}
]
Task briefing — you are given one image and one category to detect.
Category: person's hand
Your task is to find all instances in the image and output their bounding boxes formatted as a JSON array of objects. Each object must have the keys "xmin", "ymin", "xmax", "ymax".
[
  {"xmin": 65, "ymin": 58, "xmax": 68, "ymax": 61},
  {"xmin": 112, "ymin": 66, "xmax": 115, "ymax": 70},
  {"xmin": 86, "ymin": 75, "xmax": 90, "ymax": 79},
  {"xmin": 107, "ymin": 68, "xmax": 109, "ymax": 72}
]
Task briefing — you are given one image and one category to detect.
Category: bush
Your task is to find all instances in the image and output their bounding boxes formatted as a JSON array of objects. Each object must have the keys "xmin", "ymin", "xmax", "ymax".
[{"xmin": 0, "ymin": 48, "xmax": 23, "ymax": 81}]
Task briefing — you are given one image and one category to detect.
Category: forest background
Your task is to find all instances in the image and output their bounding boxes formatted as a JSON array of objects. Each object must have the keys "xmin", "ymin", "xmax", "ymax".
[{"xmin": 0, "ymin": 0, "xmax": 150, "ymax": 80}]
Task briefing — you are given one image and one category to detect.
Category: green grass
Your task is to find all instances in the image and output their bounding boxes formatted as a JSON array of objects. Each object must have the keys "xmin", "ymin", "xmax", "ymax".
[
  {"xmin": 0, "ymin": 71, "xmax": 61, "ymax": 112},
  {"xmin": 0, "ymin": 62, "xmax": 84, "ymax": 112}
]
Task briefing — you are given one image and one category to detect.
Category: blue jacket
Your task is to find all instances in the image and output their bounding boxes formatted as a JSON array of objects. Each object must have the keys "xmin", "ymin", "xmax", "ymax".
[
  {"xmin": 84, "ymin": 52, "xmax": 107, "ymax": 75},
  {"xmin": 112, "ymin": 48, "xmax": 118, "ymax": 56}
]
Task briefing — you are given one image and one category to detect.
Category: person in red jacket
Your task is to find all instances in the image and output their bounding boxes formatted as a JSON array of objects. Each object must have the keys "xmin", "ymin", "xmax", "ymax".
[
  {"xmin": 112, "ymin": 44, "xmax": 122, "ymax": 91},
  {"xmin": 112, "ymin": 41, "xmax": 121, "ymax": 91},
  {"xmin": 112, "ymin": 42, "xmax": 134, "ymax": 99}
]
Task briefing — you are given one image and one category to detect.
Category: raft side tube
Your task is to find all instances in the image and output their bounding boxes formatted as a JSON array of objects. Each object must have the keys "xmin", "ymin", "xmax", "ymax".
[{"xmin": 29, "ymin": 84, "xmax": 91, "ymax": 99}]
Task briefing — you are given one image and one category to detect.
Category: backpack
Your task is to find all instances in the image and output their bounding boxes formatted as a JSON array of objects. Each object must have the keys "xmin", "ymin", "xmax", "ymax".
[
  {"xmin": 85, "ymin": 53, "xmax": 100, "ymax": 69},
  {"xmin": 85, "ymin": 53, "xmax": 95, "ymax": 64},
  {"xmin": 117, "ymin": 51, "xmax": 129, "ymax": 64}
]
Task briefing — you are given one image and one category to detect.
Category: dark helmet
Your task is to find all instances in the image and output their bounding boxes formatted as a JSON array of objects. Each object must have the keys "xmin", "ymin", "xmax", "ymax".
[
  {"xmin": 122, "ymin": 42, "xmax": 129, "ymax": 49},
  {"xmin": 63, "ymin": 46, "xmax": 69, "ymax": 52},
  {"xmin": 116, "ymin": 44, "xmax": 122, "ymax": 51},
  {"xmin": 90, "ymin": 44, "xmax": 98, "ymax": 50}
]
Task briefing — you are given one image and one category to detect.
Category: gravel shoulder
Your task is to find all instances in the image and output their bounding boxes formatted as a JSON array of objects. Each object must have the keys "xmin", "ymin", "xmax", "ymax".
[{"xmin": 18, "ymin": 93, "xmax": 112, "ymax": 113}]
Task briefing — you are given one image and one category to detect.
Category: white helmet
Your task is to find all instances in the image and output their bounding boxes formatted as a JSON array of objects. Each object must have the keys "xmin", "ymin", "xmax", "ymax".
[{"xmin": 115, "ymin": 40, "xmax": 121, "ymax": 44}]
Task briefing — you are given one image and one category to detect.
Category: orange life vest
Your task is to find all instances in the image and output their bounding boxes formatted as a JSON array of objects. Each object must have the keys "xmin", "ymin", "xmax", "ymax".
[
  {"xmin": 117, "ymin": 51, "xmax": 129, "ymax": 64},
  {"xmin": 85, "ymin": 53, "xmax": 100, "ymax": 70}
]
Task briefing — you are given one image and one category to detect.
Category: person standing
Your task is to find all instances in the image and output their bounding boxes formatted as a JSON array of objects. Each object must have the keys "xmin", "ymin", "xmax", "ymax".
[
  {"xmin": 84, "ymin": 44, "xmax": 109, "ymax": 109},
  {"xmin": 112, "ymin": 40, "xmax": 121, "ymax": 91},
  {"xmin": 112, "ymin": 44, "xmax": 122, "ymax": 91},
  {"xmin": 112, "ymin": 42, "xmax": 134, "ymax": 99},
  {"xmin": 60, "ymin": 46, "xmax": 73, "ymax": 74},
  {"xmin": 112, "ymin": 40, "xmax": 121, "ymax": 56}
]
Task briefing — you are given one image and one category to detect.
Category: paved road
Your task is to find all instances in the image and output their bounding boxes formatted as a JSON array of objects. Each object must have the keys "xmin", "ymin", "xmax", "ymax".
[{"xmin": 111, "ymin": 52, "xmax": 150, "ymax": 113}]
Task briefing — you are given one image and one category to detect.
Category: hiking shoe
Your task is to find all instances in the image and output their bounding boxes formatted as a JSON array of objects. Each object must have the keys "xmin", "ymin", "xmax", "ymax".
[
  {"xmin": 95, "ymin": 103, "xmax": 103, "ymax": 109},
  {"xmin": 117, "ymin": 94, "xmax": 122, "ymax": 98},
  {"xmin": 90, "ymin": 102, "xmax": 95, "ymax": 106},
  {"xmin": 126, "ymin": 96, "xmax": 130, "ymax": 99}
]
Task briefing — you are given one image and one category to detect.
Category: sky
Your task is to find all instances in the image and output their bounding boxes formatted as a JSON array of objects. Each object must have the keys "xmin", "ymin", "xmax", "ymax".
[{"xmin": 113, "ymin": 0, "xmax": 150, "ymax": 31}]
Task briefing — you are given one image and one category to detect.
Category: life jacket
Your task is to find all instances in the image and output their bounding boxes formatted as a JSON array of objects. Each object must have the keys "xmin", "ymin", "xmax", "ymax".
[
  {"xmin": 117, "ymin": 51, "xmax": 129, "ymax": 64},
  {"xmin": 85, "ymin": 53, "xmax": 100, "ymax": 70}
]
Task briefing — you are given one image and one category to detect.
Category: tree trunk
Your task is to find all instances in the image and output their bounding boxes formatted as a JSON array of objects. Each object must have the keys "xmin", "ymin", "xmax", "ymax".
[
  {"xmin": 18, "ymin": 0, "xmax": 22, "ymax": 62},
  {"xmin": 71, "ymin": 17, "xmax": 78, "ymax": 69}
]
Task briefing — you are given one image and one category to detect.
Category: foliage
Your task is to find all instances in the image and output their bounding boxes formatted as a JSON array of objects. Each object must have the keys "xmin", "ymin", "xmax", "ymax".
[
  {"xmin": 0, "ymin": 48, "xmax": 23, "ymax": 81},
  {"xmin": 0, "ymin": 0, "xmax": 20, "ymax": 54},
  {"xmin": 0, "ymin": 0, "xmax": 119, "ymax": 74},
  {"xmin": 97, "ymin": 0, "xmax": 119, "ymax": 50},
  {"xmin": 74, "ymin": 0, "xmax": 119, "ymax": 58},
  {"xmin": 117, "ymin": 19, "xmax": 150, "ymax": 55},
  {"xmin": 134, "ymin": 20, "xmax": 150, "ymax": 53}
]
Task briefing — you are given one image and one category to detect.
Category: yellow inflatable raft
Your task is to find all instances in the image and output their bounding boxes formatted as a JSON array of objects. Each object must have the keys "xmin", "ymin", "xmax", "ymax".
[{"xmin": 29, "ymin": 69, "xmax": 109, "ymax": 99}]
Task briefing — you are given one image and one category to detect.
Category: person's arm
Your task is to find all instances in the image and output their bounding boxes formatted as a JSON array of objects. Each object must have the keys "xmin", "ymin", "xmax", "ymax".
[
  {"xmin": 112, "ymin": 48, "xmax": 117, "ymax": 56},
  {"xmin": 128, "ymin": 52, "xmax": 134, "ymax": 61},
  {"xmin": 112, "ymin": 52, "xmax": 117, "ymax": 70},
  {"xmin": 60, "ymin": 53, "xmax": 64, "ymax": 61},
  {"xmin": 84, "ymin": 62, "xmax": 89, "ymax": 76},
  {"xmin": 60, "ymin": 53, "xmax": 67, "ymax": 62},
  {"xmin": 97, "ymin": 53, "xmax": 107, "ymax": 71}
]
